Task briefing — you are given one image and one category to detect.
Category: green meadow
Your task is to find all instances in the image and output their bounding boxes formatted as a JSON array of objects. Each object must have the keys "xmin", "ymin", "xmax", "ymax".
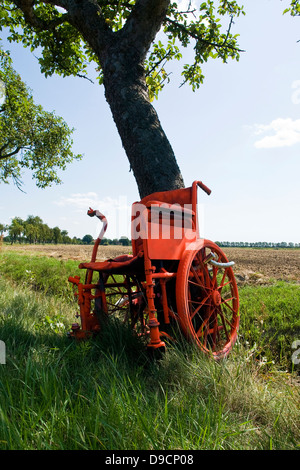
[{"xmin": 0, "ymin": 250, "xmax": 299, "ymax": 450}]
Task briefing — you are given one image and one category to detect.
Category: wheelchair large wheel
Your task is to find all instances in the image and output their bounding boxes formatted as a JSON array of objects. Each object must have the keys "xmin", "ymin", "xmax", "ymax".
[{"xmin": 176, "ymin": 240, "xmax": 239, "ymax": 359}]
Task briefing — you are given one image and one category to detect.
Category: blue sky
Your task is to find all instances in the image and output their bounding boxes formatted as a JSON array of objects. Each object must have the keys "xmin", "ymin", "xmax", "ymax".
[{"xmin": 0, "ymin": 0, "xmax": 300, "ymax": 243}]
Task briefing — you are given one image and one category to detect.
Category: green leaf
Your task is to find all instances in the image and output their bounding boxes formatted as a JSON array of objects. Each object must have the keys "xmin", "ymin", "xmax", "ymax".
[
  {"xmin": 0, "ymin": 46, "xmax": 81, "ymax": 189},
  {"xmin": 1, "ymin": 0, "xmax": 245, "ymax": 103}
]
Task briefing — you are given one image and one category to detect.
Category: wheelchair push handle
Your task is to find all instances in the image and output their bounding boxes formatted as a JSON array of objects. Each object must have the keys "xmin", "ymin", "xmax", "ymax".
[
  {"xmin": 87, "ymin": 208, "xmax": 108, "ymax": 263},
  {"xmin": 87, "ymin": 208, "xmax": 108, "ymax": 235},
  {"xmin": 87, "ymin": 207, "xmax": 107, "ymax": 222},
  {"xmin": 196, "ymin": 181, "xmax": 211, "ymax": 196}
]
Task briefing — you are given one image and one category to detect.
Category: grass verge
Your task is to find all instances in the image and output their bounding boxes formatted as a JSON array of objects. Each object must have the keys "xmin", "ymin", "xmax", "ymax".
[
  {"xmin": 239, "ymin": 281, "xmax": 300, "ymax": 370},
  {"xmin": 1, "ymin": 251, "xmax": 299, "ymax": 369},
  {"xmin": 0, "ymin": 274, "xmax": 299, "ymax": 450},
  {"xmin": 0, "ymin": 251, "xmax": 81, "ymax": 300}
]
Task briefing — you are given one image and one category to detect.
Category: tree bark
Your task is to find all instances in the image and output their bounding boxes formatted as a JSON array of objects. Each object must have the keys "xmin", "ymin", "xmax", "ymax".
[
  {"xmin": 66, "ymin": 0, "xmax": 185, "ymax": 199},
  {"xmin": 102, "ymin": 56, "xmax": 185, "ymax": 198}
]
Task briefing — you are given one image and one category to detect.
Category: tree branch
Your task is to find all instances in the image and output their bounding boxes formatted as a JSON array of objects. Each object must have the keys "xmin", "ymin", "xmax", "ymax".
[
  {"xmin": 60, "ymin": 0, "xmax": 114, "ymax": 53},
  {"xmin": 0, "ymin": 145, "xmax": 21, "ymax": 160},
  {"xmin": 11, "ymin": 0, "xmax": 113, "ymax": 53},
  {"xmin": 165, "ymin": 16, "xmax": 244, "ymax": 53},
  {"xmin": 145, "ymin": 49, "xmax": 172, "ymax": 76},
  {"xmin": 120, "ymin": 0, "xmax": 170, "ymax": 60},
  {"xmin": 222, "ymin": 15, "xmax": 234, "ymax": 47},
  {"xmin": 12, "ymin": 0, "xmax": 70, "ymax": 30}
]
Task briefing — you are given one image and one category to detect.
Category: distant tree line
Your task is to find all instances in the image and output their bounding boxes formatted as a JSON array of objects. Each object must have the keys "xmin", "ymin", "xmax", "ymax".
[
  {"xmin": 0, "ymin": 216, "xmax": 131, "ymax": 246},
  {"xmin": 0, "ymin": 217, "xmax": 298, "ymax": 248},
  {"xmin": 216, "ymin": 241, "xmax": 300, "ymax": 248}
]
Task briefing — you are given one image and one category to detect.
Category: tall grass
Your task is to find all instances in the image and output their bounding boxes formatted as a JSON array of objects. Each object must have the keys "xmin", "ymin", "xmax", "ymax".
[
  {"xmin": 0, "ymin": 251, "xmax": 81, "ymax": 300},
  {"xmin": 239, "ymin": 281, "xmax": 300, "ymax": 370},
  {"xmin": 1, "ymin": 251, "xmax": 299, "ymax": 369},
  {"xmin": 0, "ymin": 273, "xmax": 299, "ymax": 450}
]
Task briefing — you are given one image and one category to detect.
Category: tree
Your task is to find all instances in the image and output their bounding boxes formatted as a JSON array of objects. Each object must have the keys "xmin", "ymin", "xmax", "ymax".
[
  {"xmin": 23, "ymin": 215, "xmax": 43, "ymax": 242},
  {"xmin": 284, "ymin": 1, "xmax": 300, "ymax": 16},
  {"xmin": 0, "ymin": 0, "xmax": 246, "ymax": 198},
  {"xmin": 0, "ymin": 223, "xmax": 8, "ymax": 235},
  {"xmin": 8, "ymin": 216, "xmax": 24, "ymax": 243},
  {"xmin": 82, "ymin": 234, "xmax": 94, "ymax": 245},
  {"xmin": 40, "ymin": 223, "xmax": 52, "ymax": 243},
  {"xmin": 61, "ymin": 229, "xmax": 72, "ymax": 244},
  {"xmin": 119, "ymin": 236, "xmax": 131, "ymax": 246},
  {"xmin": 0, "ymin": 45, "xmax": 81, "ymax": 189},
  {"xmin": 0, "ymin": 222, "xmax": 8, "ymax": 242},
  {"xmin": 52, "ymin": 226, "xmax": 62, "ymax": 244}
]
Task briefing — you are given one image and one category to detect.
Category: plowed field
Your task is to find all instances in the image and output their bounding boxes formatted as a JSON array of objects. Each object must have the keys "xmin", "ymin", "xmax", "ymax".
[{"xmin": 2, "ymin": 244, "xmax": 299, "ymax": 284}]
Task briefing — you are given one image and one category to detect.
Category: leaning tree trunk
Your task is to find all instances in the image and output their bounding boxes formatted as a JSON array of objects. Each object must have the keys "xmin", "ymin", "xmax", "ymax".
[
  {"xmin": 66, "ymin": 0, "xmax": 185, "ymax": 198},
  {"xmin": 101, "ymin": 53, "xmax": 185, "ymax": 199}
]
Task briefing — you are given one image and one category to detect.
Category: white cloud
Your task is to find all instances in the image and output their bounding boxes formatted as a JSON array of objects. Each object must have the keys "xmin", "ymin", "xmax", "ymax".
[
  {"xmin": 54, "ymin": 192, "xmax": 132, "ymax": 239},
  {"xmin": 55, "ymin": 192, "xmax": 100, "ymax": 210},
  {"xmin": 253, "ymin": 118, "xmax": 300, "ymax": 149}
]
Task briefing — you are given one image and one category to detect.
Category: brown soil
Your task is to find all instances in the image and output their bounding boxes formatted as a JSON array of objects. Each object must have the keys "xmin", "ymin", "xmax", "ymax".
[
  {"xmin": 1, "ymin": 243, "xmax": 132, "ymax": 262},
  {"xmin": 224, "ymin": 247, "xmax": 300, "ymax": 284},
  {"xmin": 2, "ymin": 244, "xmax": 299, "ymax": 284}
]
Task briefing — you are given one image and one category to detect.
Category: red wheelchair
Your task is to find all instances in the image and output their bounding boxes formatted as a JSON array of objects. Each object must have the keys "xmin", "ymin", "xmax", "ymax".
[{"xmin": 68, "ymin": 180, "xmax": 239, "ymax": 359}]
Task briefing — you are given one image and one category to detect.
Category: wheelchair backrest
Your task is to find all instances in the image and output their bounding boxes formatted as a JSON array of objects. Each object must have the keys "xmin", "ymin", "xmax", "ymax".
[{"xmin": 131, "ymin": 184, "xmax": 200, "ymax": 260}]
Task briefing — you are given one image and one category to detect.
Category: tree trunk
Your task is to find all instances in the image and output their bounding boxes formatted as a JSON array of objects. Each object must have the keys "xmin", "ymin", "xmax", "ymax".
[
  {"xmin": 101, "ymin": 54, "xmax": 185, "ymax": 199},
  {"xmin": 66, "ymin": 0, "xmax": 185, "ymax": 198}
]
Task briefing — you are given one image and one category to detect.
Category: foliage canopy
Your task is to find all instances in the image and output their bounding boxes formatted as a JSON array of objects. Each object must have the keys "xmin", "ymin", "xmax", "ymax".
[
  {"xmin": 0, "ymin": 46, "xmax": 81, "ymax": 189},
  {"xmin": 0, "ymin": 1, "xmax": 298, "ymax": 195},
  {"xmin": 0, "ymin": 1, "xmax": 245, "ymax": 101},
  {"xmin": 284, "ymin": 0, "xmax": 300, "ymax": 16}
]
